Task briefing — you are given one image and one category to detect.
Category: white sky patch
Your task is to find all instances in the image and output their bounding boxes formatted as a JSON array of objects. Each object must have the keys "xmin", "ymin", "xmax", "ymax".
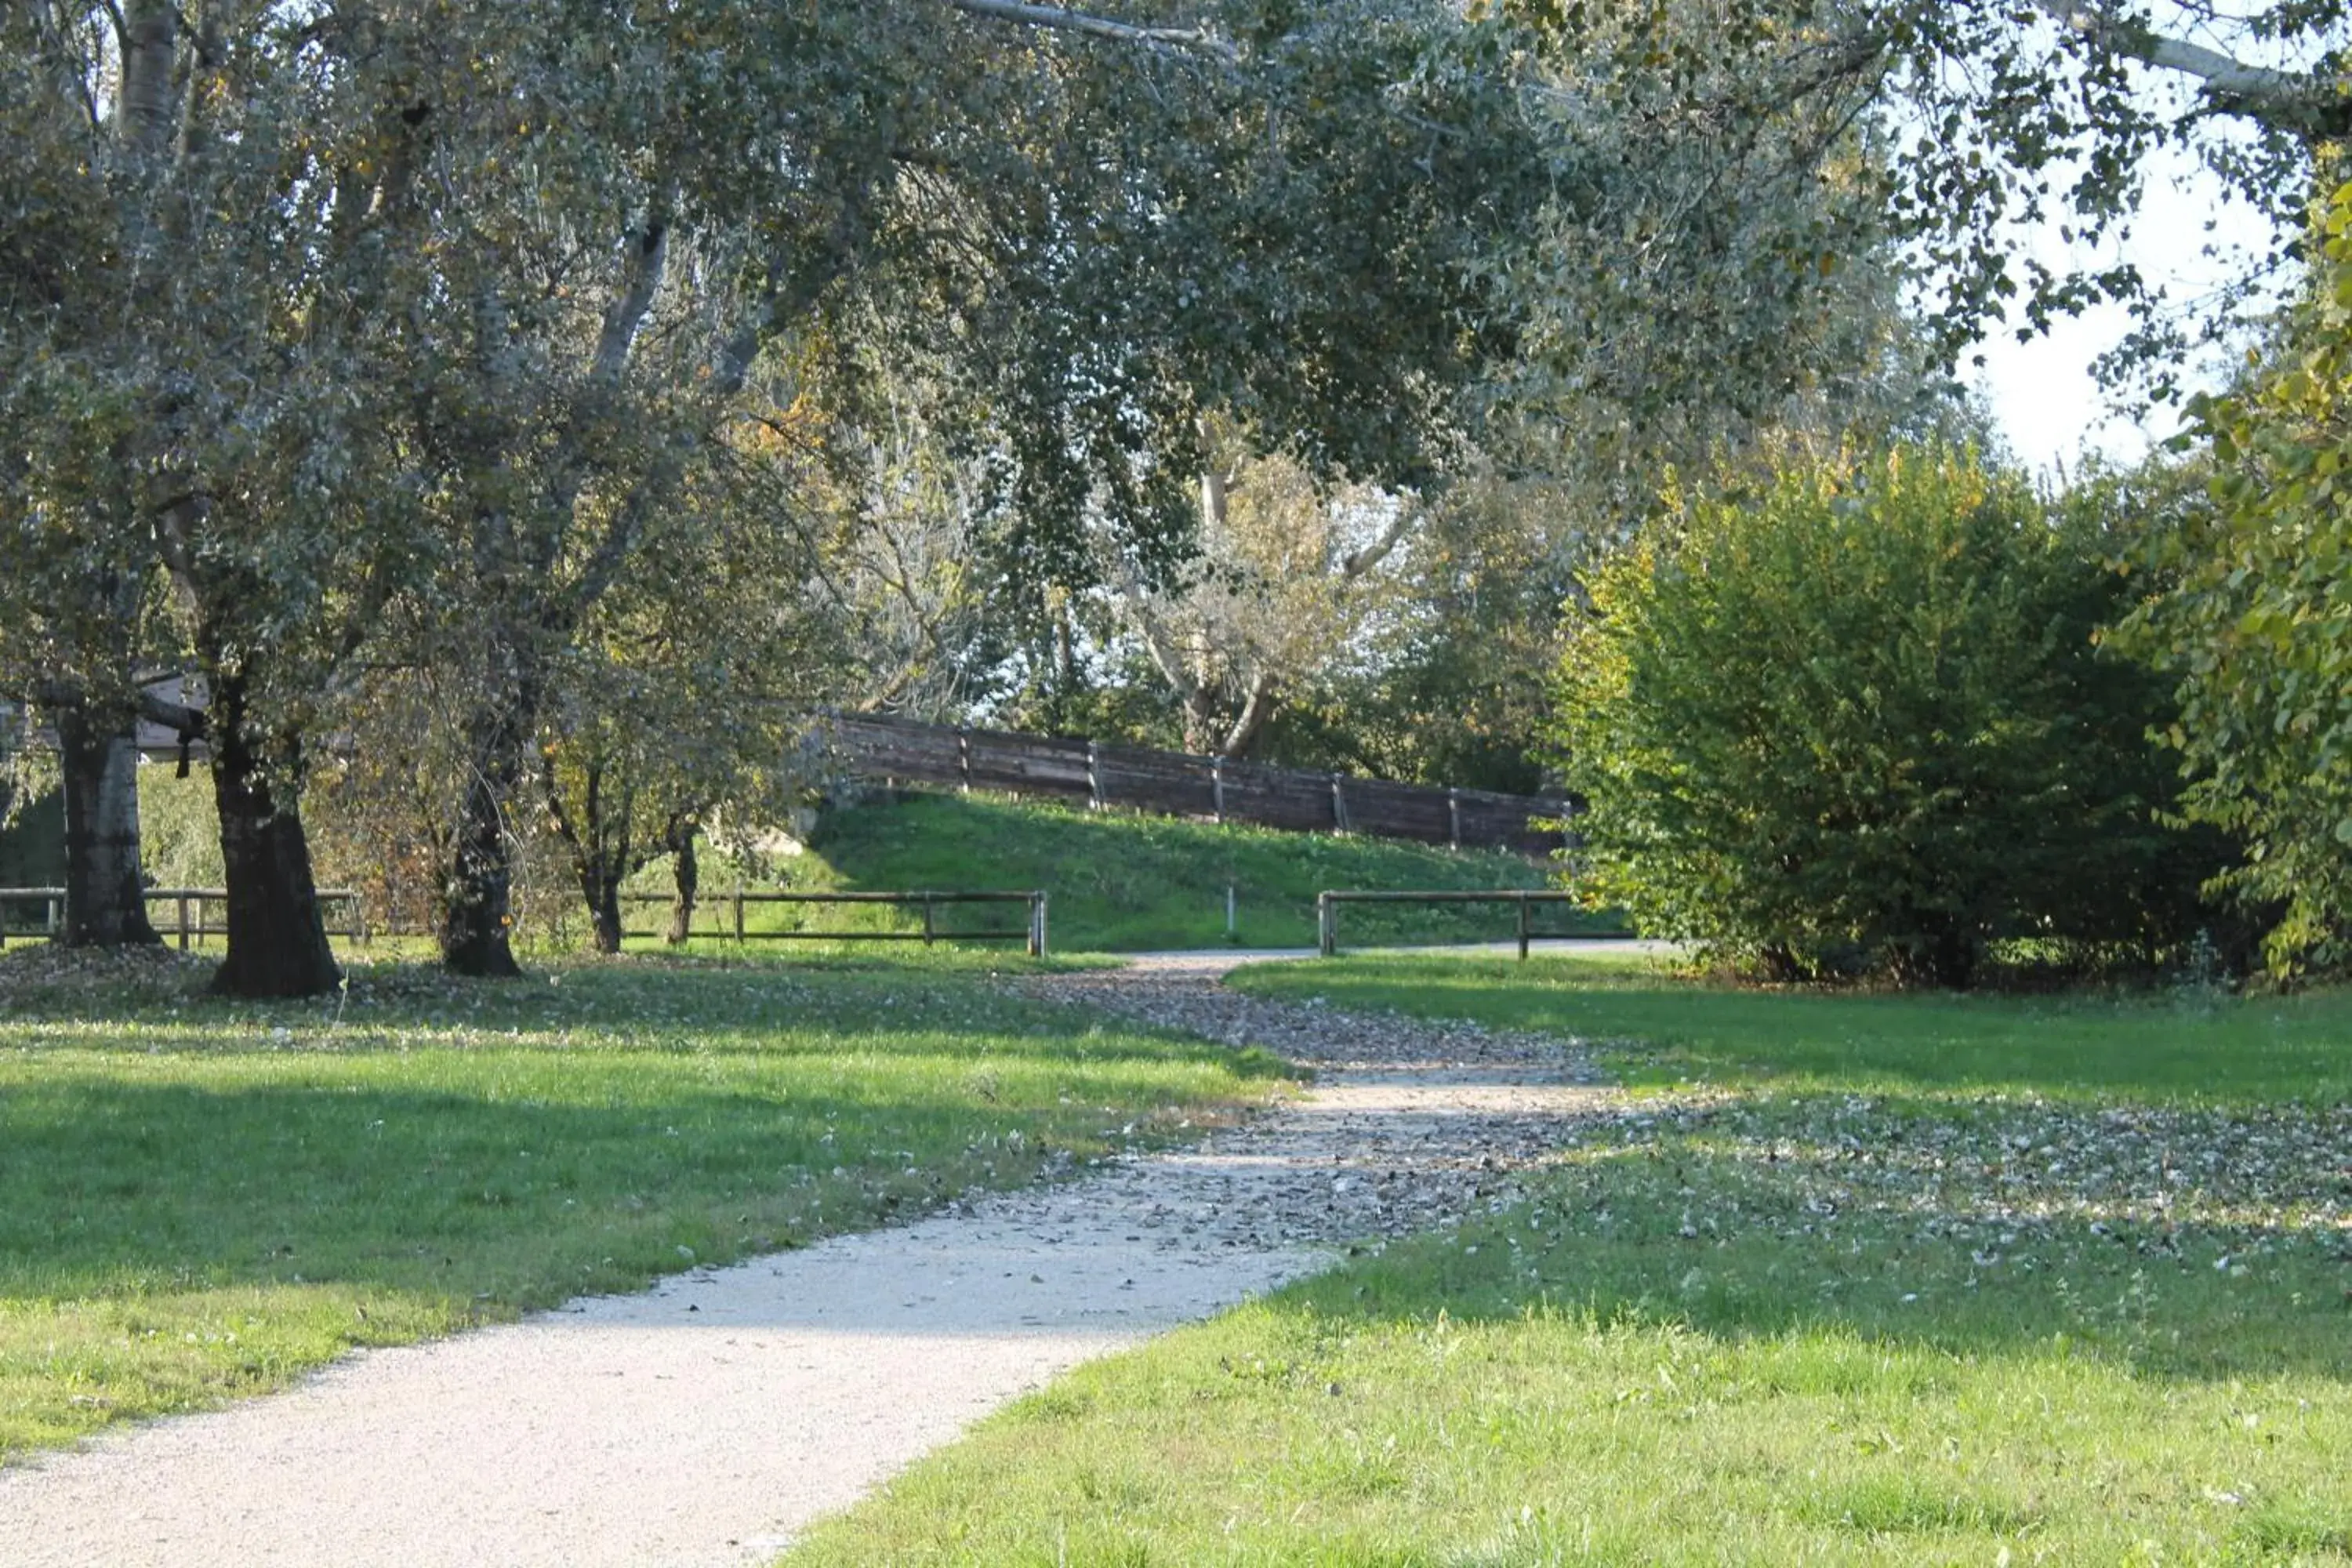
[{"xmin": 1967, "ymin": 106, "xmax": 2299, "ymax": 481}]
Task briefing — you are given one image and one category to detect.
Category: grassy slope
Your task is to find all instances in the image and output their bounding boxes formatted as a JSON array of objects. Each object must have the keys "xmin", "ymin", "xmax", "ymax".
[
  {"xmin": 0, "ymin": 952, "xmax": 1281, "ymax": 1460},
  {"xmin": 785, "ymin": 956, "xmax": 2352, "ymax": 1566},
  {"xmin": 648, "ymin": 792, "xmax": 1606, "ymax": 953}
]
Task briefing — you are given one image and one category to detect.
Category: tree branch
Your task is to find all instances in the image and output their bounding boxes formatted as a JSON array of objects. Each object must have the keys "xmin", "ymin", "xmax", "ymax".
[
  {"xmin": 1338, "ymin": 496, "xmax": 1417, "ymax": 580},
  {"xmin": 2037, "ymin": 0, "xmax": 2346, "ymax": 138},
  {"xmin": 1218, "ymin": 668, "xmax": 1278, "ymax": 757},
  {"xmin": 938, "ymin": 0, "xmax": 1239, "ymax": 63},
  {"xmin": 591, "ymin": 205, "xmax": 670, "ymax": 386}
]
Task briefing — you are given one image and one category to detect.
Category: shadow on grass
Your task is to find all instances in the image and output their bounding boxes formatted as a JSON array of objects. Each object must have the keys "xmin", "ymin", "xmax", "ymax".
[
  {"xmin": 0, "ymin": 956, "xmax": 1289, "ymax": 1078},
  {"xmin": 0, "ymin": 960, "xmax": 1284, "ymax": 1316}
]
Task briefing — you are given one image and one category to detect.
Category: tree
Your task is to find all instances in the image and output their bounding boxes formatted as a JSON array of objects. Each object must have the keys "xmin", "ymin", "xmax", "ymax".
[
  {"xmin": 1553, "ymin": 445, "xmax": 2219, "ymax": 987},
  {"xmin": 0, "ymin": 4, "xmax": 170, "ymax": 949},
  {"xmin": 2122, "ymin": 178, "xmax": 2352, "ymax": 975},
  {"xmin": 534, "ymin": 450, "xmax": 833, "ymax": 955},
  {"xmin": 1103, "ymin": 430, "xmax": 1421, "ymax": 759}
]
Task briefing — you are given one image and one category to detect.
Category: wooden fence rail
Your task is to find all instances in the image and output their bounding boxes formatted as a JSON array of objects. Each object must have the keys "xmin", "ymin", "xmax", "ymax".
[
  {"xmin": 826, "ymin": 714, "xmax": 1570, "ymax": 856},
  {"xmin": 1315, "ymin": 888, "xmax": 1585, "ymax": 960},
  {"xmin": 614, "ymin": 888, "xmax": 1048, "ymax": 956},
  {"xmin": 0, "ymin": 887, "xmax": 365, "ymax": 951}
]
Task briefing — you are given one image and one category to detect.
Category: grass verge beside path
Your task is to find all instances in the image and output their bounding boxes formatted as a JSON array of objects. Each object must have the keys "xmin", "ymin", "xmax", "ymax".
[
  {"xmin": 785, "ymin": 956, "xmax": 2352, "ymax": 1566},
  {"xmin": 1235, "ymin": 950, "xmax": 2352, "ymax": 1105},
  {"xmin": 0, "ymin": 949, "xmax": 1282, "ymax": 1461}
]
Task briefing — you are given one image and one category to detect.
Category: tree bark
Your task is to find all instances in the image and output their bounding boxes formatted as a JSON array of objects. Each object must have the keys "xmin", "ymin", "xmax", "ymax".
[
  {"xmin": 52, "ymin": 702, "xmax": 160, "ymax": 948},
  {"xmin": 666, "ymin": 829, "xmax": 699, "ymax": 946},
  {"xmin": 561, "ymin": 764, "xmax": 630, "ymax": 957},
  {"xmin": 581, "ymin": 858, "xmax": 625, "ymax": 956},
  {"xmin": 205, "ymin": 668, "xmax": 342, "ymax": 998},
  {"xmin": 442, "ymin": 701, "xmax": 528, "ymax": 978}
]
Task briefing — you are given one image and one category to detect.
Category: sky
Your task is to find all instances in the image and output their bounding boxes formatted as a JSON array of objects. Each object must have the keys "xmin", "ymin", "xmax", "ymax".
[{"xmin": 1969, "ymin": 137, "xmax": 2292, "ymax": 482}]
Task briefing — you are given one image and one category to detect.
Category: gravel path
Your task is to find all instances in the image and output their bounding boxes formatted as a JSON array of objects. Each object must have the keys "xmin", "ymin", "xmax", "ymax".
[{"xmin": 0, "ymin": 953, "xmax": 1621, "ymax": 1567}]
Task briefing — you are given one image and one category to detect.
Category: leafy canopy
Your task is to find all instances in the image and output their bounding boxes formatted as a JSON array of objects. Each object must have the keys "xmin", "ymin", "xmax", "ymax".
[{"xmin": 2125, "ymin": 178, "xmax": 2352, "ymax": 975}]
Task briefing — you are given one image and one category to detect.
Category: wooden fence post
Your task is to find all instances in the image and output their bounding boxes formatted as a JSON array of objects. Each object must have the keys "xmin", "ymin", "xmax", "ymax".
[
  {"xmin": 1211, "ymin": 756, "xmax": 1225, "ymax": 824},
  {"xmin": 1330, "ymin": 772, "xmax": 1349, "ymax": 833},
  {"xmin": 733, "ymin": 887, "xmax": 746, "ymax": 942},
  {"xmin": 1516, "ymin": 892, "xmax": 1531, "ymax": 962},
  {"xmin": 1317, "ymin": 892, "xmax": 1337, "ymax": 958},
  {"xmin": 1447, "ymin": 788, "xmax": 1461, "ymax": 852},
  {"xmin": 922, "ymin": 897, "xmax": 936, "ymax": 946},
  {"xmin": 177, "ymin": 895, "xmax": 191, "ymax": 952}
]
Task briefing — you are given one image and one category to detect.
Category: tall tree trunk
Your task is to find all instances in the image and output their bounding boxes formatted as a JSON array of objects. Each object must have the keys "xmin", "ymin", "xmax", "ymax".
[
  {"xmin": 666, "ymin": 829, "xmax": 699, "ymax": 946},
  {"xmin": 561, "ymin": 764, "xmax": 630, "ymax": 958},
  {"xmin": 205, "ymin": 668, "xmax": 341, "ymax": 998},
  {"xmin": 581, "ymin": 858, "xmax": 625, "ymax": 956},
  {"xmin": 52, "ymin": 702, "xmax": 160, "ymax": 948},
  {"xmin": 442, "ymin": 707, "xmax": 527, "ymax": 977}
]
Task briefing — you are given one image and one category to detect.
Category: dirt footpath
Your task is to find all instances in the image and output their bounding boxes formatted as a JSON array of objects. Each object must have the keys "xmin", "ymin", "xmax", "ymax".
[{"xmin": 0, "ymin": 956, "xmax": 1617, "ymax": 1568}]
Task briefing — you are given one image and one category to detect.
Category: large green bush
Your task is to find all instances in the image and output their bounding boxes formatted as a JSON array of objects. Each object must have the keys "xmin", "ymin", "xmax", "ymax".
[{"xmin": 1552, "ymin": 446, "xmax": 2219, "ymax": 987}]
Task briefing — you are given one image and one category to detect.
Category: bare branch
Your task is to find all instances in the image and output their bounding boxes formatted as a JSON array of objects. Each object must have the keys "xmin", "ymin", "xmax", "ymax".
[
  {"xmin": 938, "ymin": 0, "xmax": 1239, "ymax": 63},
  {"xmin": 1109, "ymin": 551, "xmax": 1207, "ymax": 708},
  {"xmin": 1338, "ymin": 496, "xmax": 1417, "ymax": 580},
  {"xmin": 1218, "ymin": 669, "xmax": 1278, "ymax": 757},
  {"xmin": 591, "ymin": 205, "xmax": 670, "ymax": 385}
]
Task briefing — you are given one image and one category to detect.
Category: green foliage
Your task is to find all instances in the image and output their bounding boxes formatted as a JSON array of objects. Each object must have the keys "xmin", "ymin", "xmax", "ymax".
[
  {"xmin": 1552, "ymin": 446, "xmax": 2217, "ymax": 987},
  {"xmin": 136, "ymin": 767, "xmax": 225, "ymax": 891},
  {"xmin": 0, "ymin": 784, "xmax": 64, "ymax": 891},
  {"xmin": 2126, "ymin": 180, "xmax": 2352, "ymax": 976}
]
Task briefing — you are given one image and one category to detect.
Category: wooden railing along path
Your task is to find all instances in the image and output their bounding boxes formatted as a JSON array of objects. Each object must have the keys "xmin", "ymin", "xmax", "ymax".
[
  {"xmin": 615, "ymin": 888, "xmax": 1048, "ymax": 955},
  {"xmin": 827, "ymin": 714, "xmax": 1570, "ymax": 856}
]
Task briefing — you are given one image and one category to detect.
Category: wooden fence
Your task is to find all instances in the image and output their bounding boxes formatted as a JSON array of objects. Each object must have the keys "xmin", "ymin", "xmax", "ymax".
[
  {"xmin": 613, "ymin": 888, "xmax": 1047, "ymax": 954},
  {"xmin": 0, "ymin": 887, "xmax": 365, "ymax": 949},
  {"xmin": 1315, "ymin": 888, "xmax": 1586, "ymax": 960},
  {"xmin": 826, "ymin": 715, "xmax": 1570, "ymax": 856}
]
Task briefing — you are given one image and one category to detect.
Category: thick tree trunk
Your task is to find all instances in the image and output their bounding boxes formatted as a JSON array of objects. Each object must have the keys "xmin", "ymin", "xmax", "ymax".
[
  {"xmin": 205, "ymin": 670, "xmax": 341, "ymax": 998},
  {"xmin": 581, "ymin": 858, "xmax": 625, "ymax": 956},
  {"xmin": 442, "ymin": 720, "xmax": 527, "ymax": 976},
  {"xmin": 53, "ymin": 703, "xmax": 160, "ymax": 948},
  {"xmin": 666, "ymin": 831, "xmax": 699, "ymax": 946}
]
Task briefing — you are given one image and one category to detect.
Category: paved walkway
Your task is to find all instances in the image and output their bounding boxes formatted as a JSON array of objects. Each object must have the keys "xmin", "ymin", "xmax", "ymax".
[{"xmin": 0, "ymin": 954, "xmax": 1621, "ymax": 1567}]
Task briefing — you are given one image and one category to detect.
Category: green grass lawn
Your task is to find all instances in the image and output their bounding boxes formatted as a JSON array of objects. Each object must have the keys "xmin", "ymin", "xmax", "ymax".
[
  {"xmin": 784, "ymin": 956, "xmax": 2352, "ymax": 1566},
  {"xmin": 622, "ymin": 793, "xmax": 1611, "ymax": 953},
  {"xmin": 1232, "ymin": 951, "xmax": 2352, "ymax": 1107},
  {"xmin": 0, "ymin": 949, "xmax": 1282, "ymax": 1461}
]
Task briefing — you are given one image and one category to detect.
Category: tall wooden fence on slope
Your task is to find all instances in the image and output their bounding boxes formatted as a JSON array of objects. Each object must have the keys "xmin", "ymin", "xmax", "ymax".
[{"xmin": 823, "ymin": 713, "xmax": 1571, "ymax": 857}]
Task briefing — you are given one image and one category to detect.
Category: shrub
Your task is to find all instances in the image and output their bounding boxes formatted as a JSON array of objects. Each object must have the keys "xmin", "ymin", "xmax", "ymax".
[
  {"xmin": 1552, "ymin": 445, "xmax": 2220, "ymax": 987},
  {"xmin": 2120, "ymin": 180, "xmax": 2352, "ymax": 978}
]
